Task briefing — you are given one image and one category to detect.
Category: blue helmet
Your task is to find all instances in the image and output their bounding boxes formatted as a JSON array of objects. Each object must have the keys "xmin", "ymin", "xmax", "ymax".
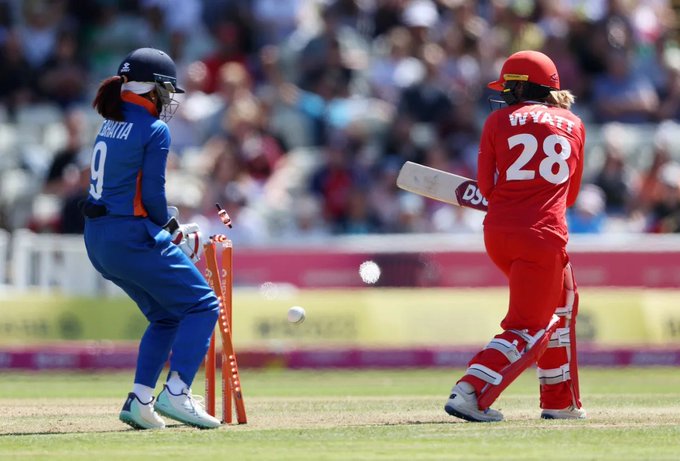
[
  {"xmin": 117, "ymin": 47, "xmax": 184, "ymax": 121},
  {"xmin": 117, "ymin": 47, "xmax": 185, "ymax": 93}
]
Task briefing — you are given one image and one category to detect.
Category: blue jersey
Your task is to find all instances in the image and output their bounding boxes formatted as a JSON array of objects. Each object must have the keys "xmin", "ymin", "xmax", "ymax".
[
  {"xmin": 84, "ymin": 54, "xmax": 220, "ymax": 396},
  {"xmin": 87, "ymin": 94, "xmax": 170, "ymax": 226}
]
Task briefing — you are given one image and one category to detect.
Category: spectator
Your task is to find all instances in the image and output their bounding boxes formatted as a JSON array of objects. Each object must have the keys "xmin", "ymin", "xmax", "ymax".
[
  {"xmin": 309, "ymin": 136, "xmax": 367, "ymax": 233},
  {"xmin": 381, "ymin": 112, "xmax": 426, "ymax": 165},
  {"xmin": 401, "ymin": 0, "xmax": 439, "ymax": 52},
  {"xmin": 632, "ymin": 122, "xmax": 677, "ymax": 216},
  {"xmin": 431, "ymin": 205, "xmax": 484, "ymax": 234},
  {"xmin": 396, "ymin": 43, "xmax": 454, "ymax": 135},
  {"xmin": 278, "ymin": 194, "xmax": 331, "ymax": 242},
  {"xmin": 647, "ymin": 161, "xmax": 680, "ymax": 233},
  {"xmin": 591, "ymin": 47, "xmax": 659, "ymax": 123},
  {"xmin": 198, "ymin": 137, "xmax": 251, "ymax": 213},
  {"xmin": 438, "ymin": 19, "xmax": 484, "ymax": 103},
  {"xmin": 591, "ymin": 125, "xmax": 639, "ymax": 215},
  {"xmin": 140, "ymin": 0, "xmax": 211, "ymax": 64},
  {"xmin": 194, "ymin": 182, "xmax": 269, "ymax": 246},
  {"xmin": 58, "ymin": 158, "xmax": 89, "ymax": 234},
  {"xmin": 396, "ymin": 191, "xmax": 431, "ymax": 233},
  {"xmin": 0, "ymin": 30, "xmax": 37, "ymax": 117},
  {"xmin": 36, "ymin": 28, "xmax": 88, "ymax": 109},
  {"xmin": 655, "ymin": 47, "xmax": 680, "ymax": 121},
  {"xmin": 17, "ymin": 0, "xmax": 66, "ymax": 70},
  {"xmin": 166, "ymin": 60, "xmax": 223, "ymax": 152},
  {"xmin": 203, "ymin": 61, "xmax": 254, "ymax": 142},
  {"xmin": 84, "ymin": 2, "xmax": 147, "ymax": 83},
  {"xmin": 567, "ymin": 184, "xmax": 607, "ymax": 233},
  {"xmin": 297, "ymin": 5, "xmax": 356, "ymax": 93},
  {"xmin": 138, "ymin": 2, "xmax": 173, "ymax": 56},
  {"xmin": 225, "ymin": 97, "xmax": 284, "ymax": 187},
  {"xmin": 367, "ymin": 26, "xmax": 417, "ymax": 103},
  {"xmin": 541, "ymin": 28, "xmax": 585, "ymax": 102},
  {"xmin": 496, "ymin": 4, "xmax": 546, "ymax": 55},
  {"xmin": 370, "ymin": 0, "xmax": 407, "ymax": 39},
  {"xmin": 251, "ymin": 0, "xmax": 307, "ymax": 48},
  {"xmin": 0, "ymin": 1, "xmax": 11, "ymax": 46},
  {"xmin": 23, "ymin": 108, "xmax": 89, "ymax": 233},
  {"xmin": 368, "ymin": 159, "xmax": 405, "ymax": 233},
  {"xmin": 43, "ymin": 108, "xmax": 89, "ymax": 197},
  {"xmin": 262, "ymin": 43, "xmax": 391, "ymax": 147},
  {"xmin": 343, "ymin": 186, "xmax": 382, "ymax": 234},
  {"xmin": 440, "ymin": 97, "xmax": 481, "ymax": 177},
  {"xmin": 201, "ymin": 17, "xmax": 251, "ymax": 94},
  {"xmin": 300, "ymin": 38, "xmax": 353, "ymax": 99}
]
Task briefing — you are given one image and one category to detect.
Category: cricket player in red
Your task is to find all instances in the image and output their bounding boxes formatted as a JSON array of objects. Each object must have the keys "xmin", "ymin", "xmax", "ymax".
[{"xmin": 445, "ymin": 50, "xmax": 586, "ymax": 422}]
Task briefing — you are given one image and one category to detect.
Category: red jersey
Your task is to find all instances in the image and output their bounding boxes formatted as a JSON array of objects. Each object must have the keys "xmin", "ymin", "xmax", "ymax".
[{"xmin": 477, "ymin": 102, "xmax": 585, "ymax": 246}]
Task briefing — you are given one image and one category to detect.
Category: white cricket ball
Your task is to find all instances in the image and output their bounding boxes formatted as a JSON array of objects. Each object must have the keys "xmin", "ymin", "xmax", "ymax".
[
  {"xmin": 359, "ymin": 260, "xmax": 381, "ymax": 284},
  {"xmin": 287, "ymin": 306, "xmax": 306, "ymax": 324}
]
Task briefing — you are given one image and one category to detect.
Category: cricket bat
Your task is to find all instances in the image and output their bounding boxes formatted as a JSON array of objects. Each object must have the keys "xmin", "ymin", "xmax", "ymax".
[{"xmin": 396, "ymin": 161, "xmax": 488, "ymax": 211}]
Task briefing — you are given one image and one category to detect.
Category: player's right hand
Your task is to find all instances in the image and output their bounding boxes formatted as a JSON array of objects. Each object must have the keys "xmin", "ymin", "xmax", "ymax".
[
  {"xmin": 163, "ymin": 218, "xmax": 203, "ymax": 263},
  {"xmin": 170, "ymin": 222, "xmax": 199, "ymax": 245},
  {"xmin": 177, "ymin": 228, "xmax": 202, "ymax": 263}
]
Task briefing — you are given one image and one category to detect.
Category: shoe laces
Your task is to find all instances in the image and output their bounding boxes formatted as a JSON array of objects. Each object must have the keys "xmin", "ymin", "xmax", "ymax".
[{"xmin": 182, "ymin": 389, "xmax": 207, "ymax": 413}]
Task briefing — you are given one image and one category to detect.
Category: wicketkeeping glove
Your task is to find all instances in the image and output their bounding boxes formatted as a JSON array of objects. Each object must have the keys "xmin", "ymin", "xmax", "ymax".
[{"xmin": 163, "ymin": 218, "xmax": 203, "ymax": 263}]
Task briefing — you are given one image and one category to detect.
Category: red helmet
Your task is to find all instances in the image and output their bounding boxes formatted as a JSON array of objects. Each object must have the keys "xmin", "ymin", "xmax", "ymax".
[{"xmin": 488, "ymin": 50, "xmax": 560, "ymax": 91}]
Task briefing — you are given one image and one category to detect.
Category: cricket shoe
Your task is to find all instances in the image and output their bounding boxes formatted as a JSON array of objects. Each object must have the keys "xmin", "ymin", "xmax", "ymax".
[
  {"xmin": 119, "ymin": 393, "xmax": 166, "ymax": 430},
  {"xmin": 155, "ymin": 385, "xmax": 221, "ymax": 429},
  {"xmin": 444, "ymin": 382, "xmax": 504, "ymax": 423},
  {"xmin": 541, "ymin": 405, "xmax": 587, "ymax": 420}
]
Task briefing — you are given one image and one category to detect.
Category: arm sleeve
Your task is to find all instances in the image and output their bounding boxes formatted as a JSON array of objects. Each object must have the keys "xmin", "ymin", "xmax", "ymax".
[
  {"xmin": 477, "ymin": 114, "xmax": 497, "ymax": 199},
  {"xmin": 566, "ymin": 123, "xmax": 585, "ymax": 207},
  {"xmin": 141, "ymin": 121, "xmax": 170, "ymax": 226}
]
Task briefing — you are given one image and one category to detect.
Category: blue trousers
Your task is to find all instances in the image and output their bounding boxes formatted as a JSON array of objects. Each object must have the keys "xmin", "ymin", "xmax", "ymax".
[{"xmin": 84, "ymin": 216, "xmax": 219, "ymax": 388}]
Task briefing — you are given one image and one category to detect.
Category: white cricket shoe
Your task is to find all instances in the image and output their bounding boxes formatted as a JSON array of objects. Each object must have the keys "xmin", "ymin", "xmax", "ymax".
[
  {"xmin": 155, "ymin": 385, "xmax": 221, "ymax": 429},
  {"xmin": 119, "ymin": 393, "xmax": 166, "ymax": 430},
  {"xmin": 444, "ymin": 382, "xmax": 504, "ymax": 423},
  {"xmin": 541, "ymin": 405, "xmax": 587, "ymax": 419}
]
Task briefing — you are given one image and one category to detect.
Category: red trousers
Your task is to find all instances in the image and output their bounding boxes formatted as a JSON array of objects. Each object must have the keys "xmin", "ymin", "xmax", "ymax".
[{"xmin": 460, "ymin": 229, "xmax": 574, "ymax": 409}]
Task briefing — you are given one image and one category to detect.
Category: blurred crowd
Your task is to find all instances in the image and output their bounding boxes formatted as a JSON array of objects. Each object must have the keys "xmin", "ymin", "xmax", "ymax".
[{"xmin": 3, "ymin": 0, "xmax": 680, "ymax": 245}]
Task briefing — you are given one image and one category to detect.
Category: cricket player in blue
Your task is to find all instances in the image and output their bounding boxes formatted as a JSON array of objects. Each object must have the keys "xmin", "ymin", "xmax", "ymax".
[{"xmin": 83, "ymin": 48, "xmax": 221, "ymax": 429}]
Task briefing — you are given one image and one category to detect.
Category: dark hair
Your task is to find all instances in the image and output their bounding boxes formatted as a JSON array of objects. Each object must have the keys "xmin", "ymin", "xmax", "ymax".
[{"xmin": 92, "ymin": 76, "xmax": 125, "ymax": 121}]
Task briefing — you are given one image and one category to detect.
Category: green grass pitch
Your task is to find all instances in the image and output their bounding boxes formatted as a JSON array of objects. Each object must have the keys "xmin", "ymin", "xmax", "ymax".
[{"xmin": 1, "ymin": 367, "xmax": 680, "ymax": 460}]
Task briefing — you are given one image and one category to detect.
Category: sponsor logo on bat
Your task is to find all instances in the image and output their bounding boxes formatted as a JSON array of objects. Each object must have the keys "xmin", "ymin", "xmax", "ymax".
[{"xmin": 456, "ymin": 181, "xmax": 488, "ymax": 211}]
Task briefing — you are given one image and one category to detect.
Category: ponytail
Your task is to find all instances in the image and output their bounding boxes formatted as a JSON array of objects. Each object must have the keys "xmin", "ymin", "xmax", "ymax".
[
  {"xmin": 547, "ymin": 90, "xmax": 575, "ymax": 110},
  {"xmin": 92, "ymin": 76, "xmax": 125, "ymax": 121}
]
